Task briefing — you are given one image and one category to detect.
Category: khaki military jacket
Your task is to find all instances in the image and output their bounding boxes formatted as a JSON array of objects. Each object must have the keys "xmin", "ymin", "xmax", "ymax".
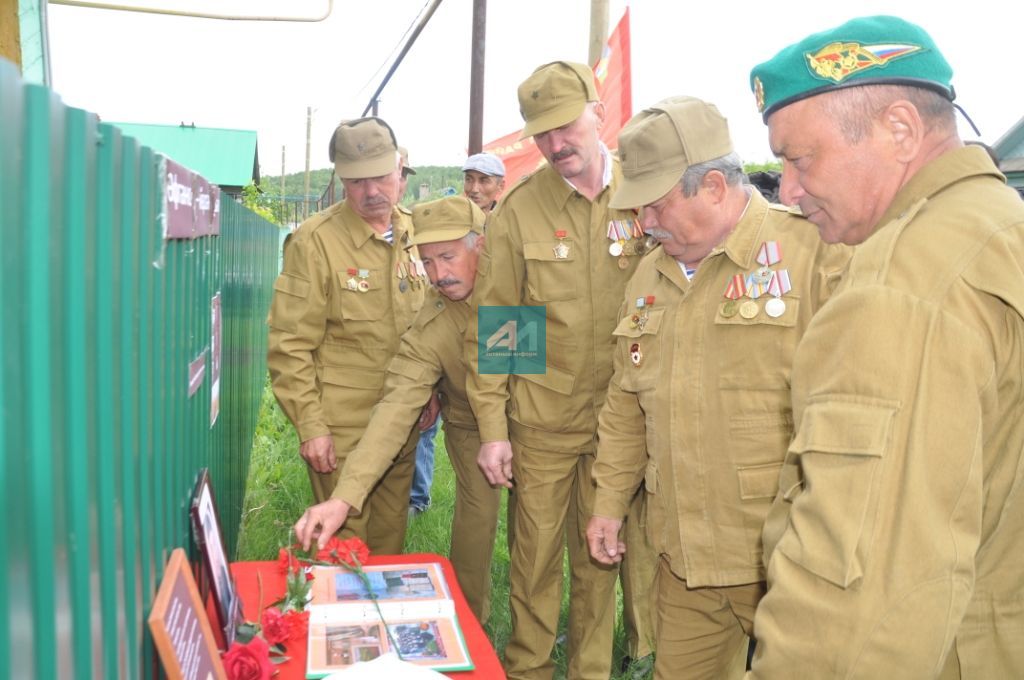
[
  {"xmin": 331, "ymin": 288, "xmax": 477, "ymax": 510},
  {"xmin": 466, "ymin": 157, "xmax": 644, "ymax": 450},
  {"xmin": 751, "ymin": 147, "xmax": 1024, "ymax": 678},
  {"xmin": 593, "ymin": 190, "xmax": 849, "ymax": 587},
  {"xmin": 267, "ymin": 201, "xmax": 425, "ymax": 443}
]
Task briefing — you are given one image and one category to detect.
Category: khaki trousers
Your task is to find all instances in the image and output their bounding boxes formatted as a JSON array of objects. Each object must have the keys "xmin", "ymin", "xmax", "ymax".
[
  {"xmin": 654, "ymin": 557, "xmax": 764, "ymax": 680},
  {"xmin": 444, "ymin": 423, "xmax": 501, "ymax": 624},
  {"xmin": 504, "ymin": 440, "xmax": 619, "ymax": 680},
  {"xmin": 307, "ymin": 424, "xmax": 418, "ymax": 555},
  {"xmin": 621, "ymin": 487, "xmax": 657, "ymax": 658}
]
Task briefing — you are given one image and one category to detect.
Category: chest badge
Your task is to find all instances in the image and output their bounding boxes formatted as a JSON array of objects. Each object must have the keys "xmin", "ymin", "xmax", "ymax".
[
  {"xmin": 553, "ymin": 229, "xmax": 570, "ymax": 259},
  {"xmin": 630, "ymin": 342, "xmax": 643, "ymax": 367}
]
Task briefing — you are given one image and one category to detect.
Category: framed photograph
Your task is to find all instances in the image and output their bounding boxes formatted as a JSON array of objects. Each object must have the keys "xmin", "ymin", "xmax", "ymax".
[
  {"xmin": 190, "ymin": 468, "xmax": 242, "ymax": 646},
  {"xmin": 148, "ymin": 547, "xmax": 228, "ymax": 680}
]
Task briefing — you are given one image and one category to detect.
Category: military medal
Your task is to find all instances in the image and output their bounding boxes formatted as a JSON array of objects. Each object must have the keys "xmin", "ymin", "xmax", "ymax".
[
  {"xmin": 608, "ymin": 218, "xmax": 643, "ymax": 267},
  {"xmin": 630, "ymin": 342, "xmax": 643, "ymax": 367},
  {"xmin": 765, "ymin": 268, "xmax": 792, "ymax": 318},
  {"xmin": 721, "ymin": 300, "xmax": 739, "ymax": 318},
  {"xmin": 356, "ymin": 268, "xmax": 371, "ymax": 292},
  {"xmin": 346, "ymin": 267, "xmax": 360, "ymax": 291},
  {"xmin": 756, "ymin": 240, "xmax": 782, "ymax": 267},
  {"xmin": 739, "ymin": 300, "xmax": 759, "ymax": 319},
  {"xmin": 721, "ymin": 273, "xmax": 746, "ymax": 318},
  {"xmin": 396, "ymin": 261, "xmax": 409, "ymax": 292},
  {"xmin": 630, "ymin": 295, "xmax": 655, "ymax": 331},
  {"xmin": 553, "ymin": 230, "xmax": 570, "ymax": 259}
]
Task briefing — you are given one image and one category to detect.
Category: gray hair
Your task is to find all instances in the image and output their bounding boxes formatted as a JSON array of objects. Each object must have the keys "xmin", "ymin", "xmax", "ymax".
[
  {"xmin": 462, "ymin": 231, "xmax": 480, "ymax": 248},
  {"xmin": 680, "ymin": 151, "xmax": 746, "ymax": 197},
  {"xmin": 822, "ymin": 84, "xmax": 956, "ymax": 143}
]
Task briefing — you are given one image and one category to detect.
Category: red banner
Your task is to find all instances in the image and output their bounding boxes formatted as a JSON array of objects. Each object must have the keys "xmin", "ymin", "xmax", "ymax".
[{"xmin": 484, "ymin": 8, "xmax": 632, "ymax": 185}]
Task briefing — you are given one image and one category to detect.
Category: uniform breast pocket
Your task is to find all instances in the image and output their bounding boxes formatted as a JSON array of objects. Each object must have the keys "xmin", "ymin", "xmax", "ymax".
[
  {"xmin": 523, "ymin": 241, "xmax": 578, "ymax": 301},
  {"xmin": 336, "ymin": 270, "xmax": 386, "ymax": 321},
  {"xmin": 612, "ymin": 308, "xmax": 665, "ymax": 393}
]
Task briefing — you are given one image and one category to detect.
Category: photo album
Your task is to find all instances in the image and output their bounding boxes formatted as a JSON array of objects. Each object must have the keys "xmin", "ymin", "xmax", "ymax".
[{"xmin": 305, "ymin": 561, "xmax": 473, "ymax": 677}]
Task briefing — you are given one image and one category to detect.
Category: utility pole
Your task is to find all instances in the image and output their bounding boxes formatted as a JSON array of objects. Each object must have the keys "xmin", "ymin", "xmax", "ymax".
[
  {"xmin": 303, "ymin": 106, "xmax": 312, "ymax": 220},
  {"xmin": 588, "ymin": 0, "xmax": 609, "ymax": 67},
  {"xmin": 280, "ymin": 145, "xmax": 286, "ymax": 223},
  {"xmin": 467, "ymin": 0, "xmax": 486, "ymax": 155}
]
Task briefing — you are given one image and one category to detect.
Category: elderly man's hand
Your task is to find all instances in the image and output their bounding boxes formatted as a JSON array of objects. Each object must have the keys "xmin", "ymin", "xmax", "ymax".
[
  {"xmin": 300, "ymin": 435, "xmax": 337, "ymax": 474},
  {"xmin": 477, "ymin": 440, "xmax": 514, "ymax": 488},
  {"xmin": 293, "ymin": 499, "xmax": 352, "ymax": 551},
  {"xmin": 586, "ymin": 515, "xmax": 625, "ymax": 565}
]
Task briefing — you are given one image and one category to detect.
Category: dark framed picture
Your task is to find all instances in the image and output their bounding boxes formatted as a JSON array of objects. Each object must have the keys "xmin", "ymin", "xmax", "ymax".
[
  {"xmin": 190, "ymin": 468, "xmax": 242, "ymax": 646},
  {"xmin": 148, "ymin": 547, "xmax": 228, "ymax": 680}
]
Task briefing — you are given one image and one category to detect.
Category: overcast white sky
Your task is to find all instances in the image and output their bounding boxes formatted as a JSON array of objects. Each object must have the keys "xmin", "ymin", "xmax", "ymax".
[{"xmin": 47, "ymin": 0, "xmax": 1022, "ymax": 178}]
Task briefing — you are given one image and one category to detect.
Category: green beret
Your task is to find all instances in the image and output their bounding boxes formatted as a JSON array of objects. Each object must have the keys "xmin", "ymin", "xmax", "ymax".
[{"xmin": 749, "ymin": 15, "xmax": 954, "ymax": 121}]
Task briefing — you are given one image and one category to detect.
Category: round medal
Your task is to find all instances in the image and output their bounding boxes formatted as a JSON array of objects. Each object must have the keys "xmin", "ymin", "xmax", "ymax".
[
  {"xmin": 739, "ymin": 300, "xmax": 759, "ymax": 319},
  {"xmin": 721, "ymin": 300, "xmax": 739, "ymax": 318},
  {"xmin": 357, "ymin": 279, "xmax": 371, "ymax": 293},
  {"xmin": 399, "ymin": 279, "xmax": 408, "ymax": 293},
  {"xmin": 765, "ymin": 297, "xmax": 786, "ymax": 318},
  {"xmin": 609, "ymin": 241, "xmax": 624, "ymax": 257},
  {"xmin": 617, "ymin": 256, "xmax": 630, "ymax": 270}
]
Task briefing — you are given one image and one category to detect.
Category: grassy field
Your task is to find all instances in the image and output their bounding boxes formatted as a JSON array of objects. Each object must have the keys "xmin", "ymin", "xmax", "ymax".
[{"xmin": 236, "ymin": 384, "xmax": 651, "ymax": 678}]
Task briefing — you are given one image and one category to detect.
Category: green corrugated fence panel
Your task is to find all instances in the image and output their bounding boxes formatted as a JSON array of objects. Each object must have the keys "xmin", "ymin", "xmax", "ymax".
[{"xmin": 0, "ymin": 59, "xmax": 281, "ymax": 678}]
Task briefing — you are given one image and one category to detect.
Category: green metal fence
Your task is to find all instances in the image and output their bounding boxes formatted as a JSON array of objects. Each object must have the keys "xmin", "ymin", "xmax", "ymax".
[{"xmin": 0, "ymin": 59, "xmax": 281, "ymax": 678}]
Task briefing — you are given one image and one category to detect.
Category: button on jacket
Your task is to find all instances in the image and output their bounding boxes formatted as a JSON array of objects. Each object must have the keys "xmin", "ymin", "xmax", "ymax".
[
  {"xmin": 752, "ymin": 146, "xmax": 1024, "ymax": 678},
  {"xmin": 593, "ymin": 190, "xmax": 849, "ymax": 587}
]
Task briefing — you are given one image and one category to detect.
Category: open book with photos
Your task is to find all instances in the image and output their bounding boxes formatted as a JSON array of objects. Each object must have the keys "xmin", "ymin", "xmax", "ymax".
[{"xmin": 305, "ymin": 561, "xmax": 473, "ymax": 678}]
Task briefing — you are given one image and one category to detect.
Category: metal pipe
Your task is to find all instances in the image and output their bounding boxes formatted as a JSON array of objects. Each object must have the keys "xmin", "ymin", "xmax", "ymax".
[
  {"xmin": 467, "ymin": 0, "xmax": 486, "ymax": 155},
  {"xmin": 49, "ymin": 0, "xmax": 333, "ymax": 22}
]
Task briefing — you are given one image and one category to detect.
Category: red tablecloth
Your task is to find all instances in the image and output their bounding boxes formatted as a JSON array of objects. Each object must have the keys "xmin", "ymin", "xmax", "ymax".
[{"xmin": 231, "ymin": 554, "xmax": 504, "ymax": 679}]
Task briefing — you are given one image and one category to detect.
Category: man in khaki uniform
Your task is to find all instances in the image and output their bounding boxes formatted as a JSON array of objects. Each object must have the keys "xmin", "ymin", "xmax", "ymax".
[
  {"xmin": 462, "ymin": 152, "xmax": 506, "ymax": 213},
  {"xmin": 586, "ymin": 96, "xmax": 849, "ymax": 679},
  {"xmin": 292, "ymin": 196, "xmax": 500, "ymax": 623},
  {"xmin": 267, "ymin": 117, "xmax": 426, "ymax": 556},
  {"xmin": 746, "ymin": 16, "xmax": 1024, "ymax": 677},
  {"xmin": 466, "ymin": 61, "xmax": 654, "ymax": 679}
]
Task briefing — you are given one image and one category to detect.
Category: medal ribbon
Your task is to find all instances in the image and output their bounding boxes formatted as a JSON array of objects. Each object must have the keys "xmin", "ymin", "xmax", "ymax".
[{"xmin": 756, "ymin": 241, "xmax": 782, "ymax": 266}]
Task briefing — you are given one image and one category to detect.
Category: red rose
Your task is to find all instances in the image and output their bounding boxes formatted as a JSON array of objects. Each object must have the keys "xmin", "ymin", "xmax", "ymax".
[
  {"xmin": 260, "ymin": 607, "xmax": 290, "ymax": 646},
  {"xmin": 282, "ymin": 609, "xmax": 310, "ymax": 640},
  {"xmin": 221, "ymin": 636, "xmax": 273, "ymax": 680},
  {"xmin": 315, "ymin": 536, "xmax": 346, "ymax": 564},
  {"xmin": 334, "ymin": 537, "xmax": 371, "ymax": 567},
  {"xmin": 277, "ymin": 547, "xmax": 299, "ymax": 575}
]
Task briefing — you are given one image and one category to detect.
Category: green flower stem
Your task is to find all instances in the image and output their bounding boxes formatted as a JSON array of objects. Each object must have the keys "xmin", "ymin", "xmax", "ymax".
[{"xmin": 350, "ymin": 555, "xmax": 403, "ymax": 660}]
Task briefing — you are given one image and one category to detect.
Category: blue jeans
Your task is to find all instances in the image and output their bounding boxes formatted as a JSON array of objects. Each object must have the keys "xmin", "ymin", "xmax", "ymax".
[{"xmin": 410, "ymin": 416, "xmax": 440, "ymax": 509}]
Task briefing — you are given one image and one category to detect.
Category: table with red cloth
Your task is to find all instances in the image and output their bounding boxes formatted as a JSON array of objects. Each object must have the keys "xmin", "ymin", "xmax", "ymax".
[{"xmin": 230, "ymin": 553, "xmax": 504, "ymax": 679}]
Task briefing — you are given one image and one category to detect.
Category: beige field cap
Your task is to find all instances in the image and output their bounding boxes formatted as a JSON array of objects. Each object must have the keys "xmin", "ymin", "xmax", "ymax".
[
  {"xmin": 329, "ymin": 117, "xmax": 400, "ymax": 179},
  {"xmin": 408, "ymin": 196, "xmax": 486, "ymax": 247},
  {"xmin": 399, "ymin": 146, "xmax": 417, "ymax": 176},
  {"xmin": 610, "ymin": 96, "xmax": 734, "ymax": 209},
  {"xmin": 518, "ymin": 61, "xmax": 598, "ymax": 139}
]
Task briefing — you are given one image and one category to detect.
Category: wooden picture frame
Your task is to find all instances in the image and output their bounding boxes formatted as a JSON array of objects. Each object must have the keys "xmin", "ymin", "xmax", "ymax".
[
  {"xmin": 148, "ymin": 548, "xmax": 228, "ymax": 680},
  {"xmin": 190, "ymin": 468, "xmax": 242, "ymax": 646}
]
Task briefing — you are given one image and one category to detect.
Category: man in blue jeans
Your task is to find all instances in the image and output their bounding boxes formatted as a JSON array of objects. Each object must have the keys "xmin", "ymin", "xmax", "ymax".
[{"xmin": 410, "ymin": 410, "xmax": 440, "ymax": 516}]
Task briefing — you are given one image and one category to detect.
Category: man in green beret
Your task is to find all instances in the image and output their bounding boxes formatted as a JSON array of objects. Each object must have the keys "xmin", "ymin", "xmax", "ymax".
[
  {"xmin": 586, "ymin": 95, "xmax": 848, "ymax": 680},
  {"xmin": 466, "ymin": 61, "xmax": 655, "ymax": 678},
  {"xmin": 267, "ymin": 117, "xmax": 428, "ymax": 556},
  {"xmin": 292, "ymin": 196, "xmax": 500, "ymax": 623},
  {"xmin": 748, "ymin": 15, "xmax": 1024, "ymax": 678}
]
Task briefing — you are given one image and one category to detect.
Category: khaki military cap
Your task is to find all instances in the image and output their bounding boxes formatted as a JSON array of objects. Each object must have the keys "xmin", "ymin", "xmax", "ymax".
[
  {"xmin": 408, "ymin": 196, "xmax": 486, "ymax": 247},
  {"xmin": 610, "ymin": 96, "xmax": 734, "ymax": 209},
  {"xmin": 329, "ymin": 117, "xmax": 400, "ymax": 179},
  {"xmin": 518, "ymin": 61, "xmax": 598, "ymax": 139}
]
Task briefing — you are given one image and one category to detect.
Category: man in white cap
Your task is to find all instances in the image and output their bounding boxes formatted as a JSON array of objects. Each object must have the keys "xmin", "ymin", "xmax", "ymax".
[
  {"xmin": 462, "ymin": 152, "xmax": 506, "ymax": 213},
  {"xmin": 267, "ymin": 116, "xmax": 428, "ymax": 555}
]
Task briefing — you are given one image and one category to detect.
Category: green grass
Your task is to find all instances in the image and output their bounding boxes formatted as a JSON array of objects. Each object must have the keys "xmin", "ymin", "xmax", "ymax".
[{"xmin": 237, "ymin": 383, "xmax": 653, "ymax": 678}]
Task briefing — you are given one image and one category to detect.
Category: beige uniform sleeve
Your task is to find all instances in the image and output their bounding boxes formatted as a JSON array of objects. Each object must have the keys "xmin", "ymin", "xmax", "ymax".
[
  {"xmin": 465, "ymin": 203, "xmax": 526, "ymax": 443},
  {"xmin": 591, "ymin": 304, "xmax": 648, "ymax": 520},
  {"xmin": 330, "ymin": 316, "xmax": 445, "ymax": 511},
  {"xmin": 267, "ymin": 233, "xmax": 331, "ymax": 442},
  {"xmin": 751, "ymin": 285, "xmax": 993, "ymax": 676}
]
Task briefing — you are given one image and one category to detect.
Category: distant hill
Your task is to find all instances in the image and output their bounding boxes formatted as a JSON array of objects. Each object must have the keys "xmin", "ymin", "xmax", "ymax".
[{"xmin": 259, "ymin": 165, "xmax": 466, "ymax": 206}]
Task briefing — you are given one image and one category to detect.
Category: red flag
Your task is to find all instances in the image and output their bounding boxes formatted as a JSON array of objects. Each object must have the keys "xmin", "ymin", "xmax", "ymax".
[{"xmin": 483, "ymin": 8, "xmax": 633, "ymax": 185}]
